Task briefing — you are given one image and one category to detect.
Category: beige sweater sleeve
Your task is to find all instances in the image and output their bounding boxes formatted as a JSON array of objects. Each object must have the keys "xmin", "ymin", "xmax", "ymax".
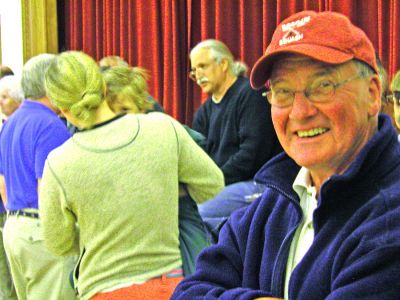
[
  {"xmin": 170, "ymin": 117, "xmax": 225, "ymax": 203},
  {"xmin": 39, "ymin": 160, "xmax": 80, "ymax": 256}
]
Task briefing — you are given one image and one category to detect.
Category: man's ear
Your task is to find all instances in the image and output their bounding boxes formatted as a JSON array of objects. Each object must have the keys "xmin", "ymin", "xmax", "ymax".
[
  {"xmin": 367, "ymin": 74, "xmax": 382, "ymax": 118},
  {"xmin": 221, "ymin": 58, "xmax": 229, "ymax": 73}
]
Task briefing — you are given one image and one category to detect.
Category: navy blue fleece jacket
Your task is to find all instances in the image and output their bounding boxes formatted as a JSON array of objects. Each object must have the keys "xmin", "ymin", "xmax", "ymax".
[
  {"xmin": 192, "ymin": 76, "xmax": 281, "ymax": 185},
  {"xmin": 172, "ymin": 114, "xmax": 400, "ymax": 299}
]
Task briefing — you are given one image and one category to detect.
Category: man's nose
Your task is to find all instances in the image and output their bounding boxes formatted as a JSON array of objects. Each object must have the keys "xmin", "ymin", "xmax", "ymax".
[{"xmin": 289, "ymin": 92, "xmax": 317, "ymax": 120}]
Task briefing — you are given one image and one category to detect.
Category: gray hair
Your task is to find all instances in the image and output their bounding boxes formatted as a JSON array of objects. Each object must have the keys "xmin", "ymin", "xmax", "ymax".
[
  {"xmin": 0, "ymin": 75, "xmax": 24, "ymax": 103},
  {"xmin": 353, "ymin": 59, "xmax": 376, "ymax": 78},
  {"xmin": 190, "ymin": 39, "xmax": 248, "ymax": 76},
  {"xmin": 22, "ymin": 53, "xmax": 56, "ymax": 99}
]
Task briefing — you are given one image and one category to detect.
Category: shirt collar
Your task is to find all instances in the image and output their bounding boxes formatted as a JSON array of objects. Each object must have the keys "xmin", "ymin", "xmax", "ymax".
[
  {"xmin": 293, "ymin": 167, "xmax": 318, "ymax": 221},
  {"xmin": 293, "ymin": 167, "xmax": 313, "ymax": 197}
]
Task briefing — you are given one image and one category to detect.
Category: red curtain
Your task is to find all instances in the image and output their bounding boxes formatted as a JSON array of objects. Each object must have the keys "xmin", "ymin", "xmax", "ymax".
[{"xmin": 58, "ymin": 0, "xmax": 400, "ymax": 124}]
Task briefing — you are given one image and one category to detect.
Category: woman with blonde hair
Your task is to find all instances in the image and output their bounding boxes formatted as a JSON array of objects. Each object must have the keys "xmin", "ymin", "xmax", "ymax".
[
  {"xmin": 103, "ymin": 65, "xmax": 153, "ymax": 113},
  {"xmin": 39, "ymin": 51, "xmax": 224, "ymax": 300},
  {"xmin": 100, "ymin": 58, "xmax": 164, "ymax": 113},
  {"xmin": 103, "ymin": 65, "xmax": 210, "ymax": 276}
]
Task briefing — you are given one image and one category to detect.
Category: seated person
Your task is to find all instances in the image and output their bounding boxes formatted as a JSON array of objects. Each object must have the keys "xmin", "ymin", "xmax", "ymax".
[
  {"xmin": 375, "ymin": 54, "xmax": 397, "ymax": 130},
  {"xmin": 190, "ymin": 39, "xmax": 282, "ymax": 185},
  {"xmin": 390, "ymin": 70, "xmax": 400, "ymax": 134},
  {"xmin": 172, "ymin": 11, "xmax": 400, "ymax": 299},
  {"xmin": 40, "ymin": 51, "xmax": 224, "ymax": 300},
  {"xmin": 201, "ymin": 47, "xmax": 396, "ymax": 245},
  {"xmin": 189, "ymin": 40, "xmax": 282, "ymax": 240},
  {"xmin": 197, "ymin": 179, "xmax": 266, "ymax": 242},
  {"xmin": 98, "ymin": 55, "xmax": 129, "ymax": 68},
  {"xmin": 99, "ymin": 55, "xmax": 163, "ymax": 112}
]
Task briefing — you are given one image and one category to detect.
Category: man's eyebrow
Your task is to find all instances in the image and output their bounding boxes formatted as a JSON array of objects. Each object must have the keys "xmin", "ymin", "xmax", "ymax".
[{"xmin": 191, "ymin": 62, "xmax": 206, "ymax": 69}]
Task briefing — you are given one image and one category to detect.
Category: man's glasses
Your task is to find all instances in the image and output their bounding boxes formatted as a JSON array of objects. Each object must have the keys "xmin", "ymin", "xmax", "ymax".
[
  {"xmin": 266, "ymin": 74, "xmax": 364, "ymax": 108},
  {"xmin": 189, "ymin": 60, "xmax": 216, "ymax": 81},
  {"xmin": 386, "ymin": 91, "xmax": 400, "ymax": 106}
]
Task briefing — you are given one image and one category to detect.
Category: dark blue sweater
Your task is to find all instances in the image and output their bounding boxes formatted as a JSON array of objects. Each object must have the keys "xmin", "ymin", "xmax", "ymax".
[
  {"xmin": 192, "ymin": 76, "xmax": 281, "ymax": 185},
  {"xmin": 172, "ymin": 114, "xmax": 400, "ymax": 299}
]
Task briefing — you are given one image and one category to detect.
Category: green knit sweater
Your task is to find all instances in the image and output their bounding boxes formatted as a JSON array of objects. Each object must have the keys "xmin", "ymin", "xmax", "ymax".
[{"xmin": 39, "ymin": 113, "xmax": 224, "ymax": 299}]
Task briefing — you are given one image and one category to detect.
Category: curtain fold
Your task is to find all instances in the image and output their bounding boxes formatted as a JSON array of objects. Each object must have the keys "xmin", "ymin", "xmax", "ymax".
[
  {"xmin": 58, "ymin": 0, "xmax": 400, "ymax": 124},
  {"xmin": 22, "ymin": 0, "xmax": 59, "ymax": 61}
]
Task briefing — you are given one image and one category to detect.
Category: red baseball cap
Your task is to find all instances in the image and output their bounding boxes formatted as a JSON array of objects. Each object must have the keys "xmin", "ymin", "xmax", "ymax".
[{"xmin": 250, "ymin": 11, "xmax": 378, "ymax": 89}]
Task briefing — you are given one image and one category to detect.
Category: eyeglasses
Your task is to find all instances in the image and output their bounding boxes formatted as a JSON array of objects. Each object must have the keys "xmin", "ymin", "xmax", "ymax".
[
  {"xmin": 266, "ymin": 74, "xmax": 364, "ymax": 108},
  {"xmin": 189, "ymin": 59, "xmax": 217, "ymax": 81},
  {"xmin": 386, "ymin": 91, "xmax": 400, "ymax": 106}
]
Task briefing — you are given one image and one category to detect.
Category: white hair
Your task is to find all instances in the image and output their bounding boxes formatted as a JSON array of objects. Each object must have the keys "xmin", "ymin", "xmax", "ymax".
[
  {"xmin": 190, "ymin": 39, "xmax": 248, "ymax": 76},
  {"xmin": 0, "ymin": 75, "xmax": 24, "ymax": 103},
  {"xmin": 22, "ymin": 53, "xmax": 56, "ymax": 99}
]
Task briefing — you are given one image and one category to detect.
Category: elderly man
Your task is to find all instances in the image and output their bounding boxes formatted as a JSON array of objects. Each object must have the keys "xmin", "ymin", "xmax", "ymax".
[
  {"xmin": 190, "ymin": 40, "xmax": 282, "ymax": 241},
  {"xmin": 190, "ymin": 39, "xmax": 281, "ymax": 185},
  {"xmin": 0, "ymin": 75, "xmax": 24, "ymax": 121},
  {"xmin": 0, "ymin": 54, "xmax": 76, "ymax": 300},
  {"xmin": 172, "ymin": 11, "xmax": 400, "ymax": 299}
]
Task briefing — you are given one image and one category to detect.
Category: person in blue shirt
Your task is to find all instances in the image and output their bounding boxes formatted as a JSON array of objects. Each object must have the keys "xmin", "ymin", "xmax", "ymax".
[
  {"xmin": 0, "ymin": 54, "xmax": 76, "ymax": 300},
  {"xmin": 172, "ymin": 11, "xmax": 400, "ymax": 299}
]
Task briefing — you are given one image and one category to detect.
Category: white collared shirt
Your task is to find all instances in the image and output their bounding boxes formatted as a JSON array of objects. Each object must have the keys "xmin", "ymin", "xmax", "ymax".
[{"xmin": 284, "ymin": 167, "xmax": 318, "ymax": 299}]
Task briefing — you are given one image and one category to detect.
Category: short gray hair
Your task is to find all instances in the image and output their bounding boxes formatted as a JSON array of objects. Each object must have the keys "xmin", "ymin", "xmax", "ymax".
[
  {"xmin": 353, "ymin": 59, "xmax": 376, "ymax": 78},
  {"xmin": 0, "ymin": 75, "xmax": 24, "ymax": 103},
  {"xmin": 22, "ymin": 53, "xmax": 56, "ymax": 99},
  {"xmin": 190, "ymin": 39, "xmax": 248, "ymax": 76}
]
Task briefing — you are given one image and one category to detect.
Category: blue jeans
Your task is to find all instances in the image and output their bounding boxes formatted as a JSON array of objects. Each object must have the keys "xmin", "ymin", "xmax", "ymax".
[
  {"xmin": 179, "ymin": 195, "xmax": 209, "ymax": 276},
  {"xmin": 198, "ymin": 180, "xmax": 266, "ymax": 243}
]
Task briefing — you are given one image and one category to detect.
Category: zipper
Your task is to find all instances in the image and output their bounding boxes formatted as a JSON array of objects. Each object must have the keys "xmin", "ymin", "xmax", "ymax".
[{"xmin": 264, "ymin": 184, "xmax": 303, "ymax": 297}]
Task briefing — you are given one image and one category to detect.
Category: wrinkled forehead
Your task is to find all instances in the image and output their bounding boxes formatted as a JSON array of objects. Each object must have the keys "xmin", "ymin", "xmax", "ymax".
[{"xmin": 270, "ymin": 54, "xmax": 346, "ymax": 81}]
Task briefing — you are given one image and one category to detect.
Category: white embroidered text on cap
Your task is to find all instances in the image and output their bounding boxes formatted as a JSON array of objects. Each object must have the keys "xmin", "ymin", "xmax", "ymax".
[{"xmin": 279, "ymin": 16, "xmax": 311, "ymax": 46}]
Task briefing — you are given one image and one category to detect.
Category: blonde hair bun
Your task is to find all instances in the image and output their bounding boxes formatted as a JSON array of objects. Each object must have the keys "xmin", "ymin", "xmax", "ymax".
[{"xmin": 45, "ymin": 51, "xmax": 105, "ymax": 126}]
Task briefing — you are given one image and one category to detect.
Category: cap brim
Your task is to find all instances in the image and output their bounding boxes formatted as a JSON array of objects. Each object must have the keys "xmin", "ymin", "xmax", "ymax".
[{"xmin": 250, "ymin": 44, "xmax": 354, "ymax": 89}]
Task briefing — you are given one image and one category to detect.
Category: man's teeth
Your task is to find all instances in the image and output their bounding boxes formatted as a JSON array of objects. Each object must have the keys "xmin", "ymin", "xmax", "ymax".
[{"xmin": 297, "ymin": 128, "xmax": 327, "ymax": 138}]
